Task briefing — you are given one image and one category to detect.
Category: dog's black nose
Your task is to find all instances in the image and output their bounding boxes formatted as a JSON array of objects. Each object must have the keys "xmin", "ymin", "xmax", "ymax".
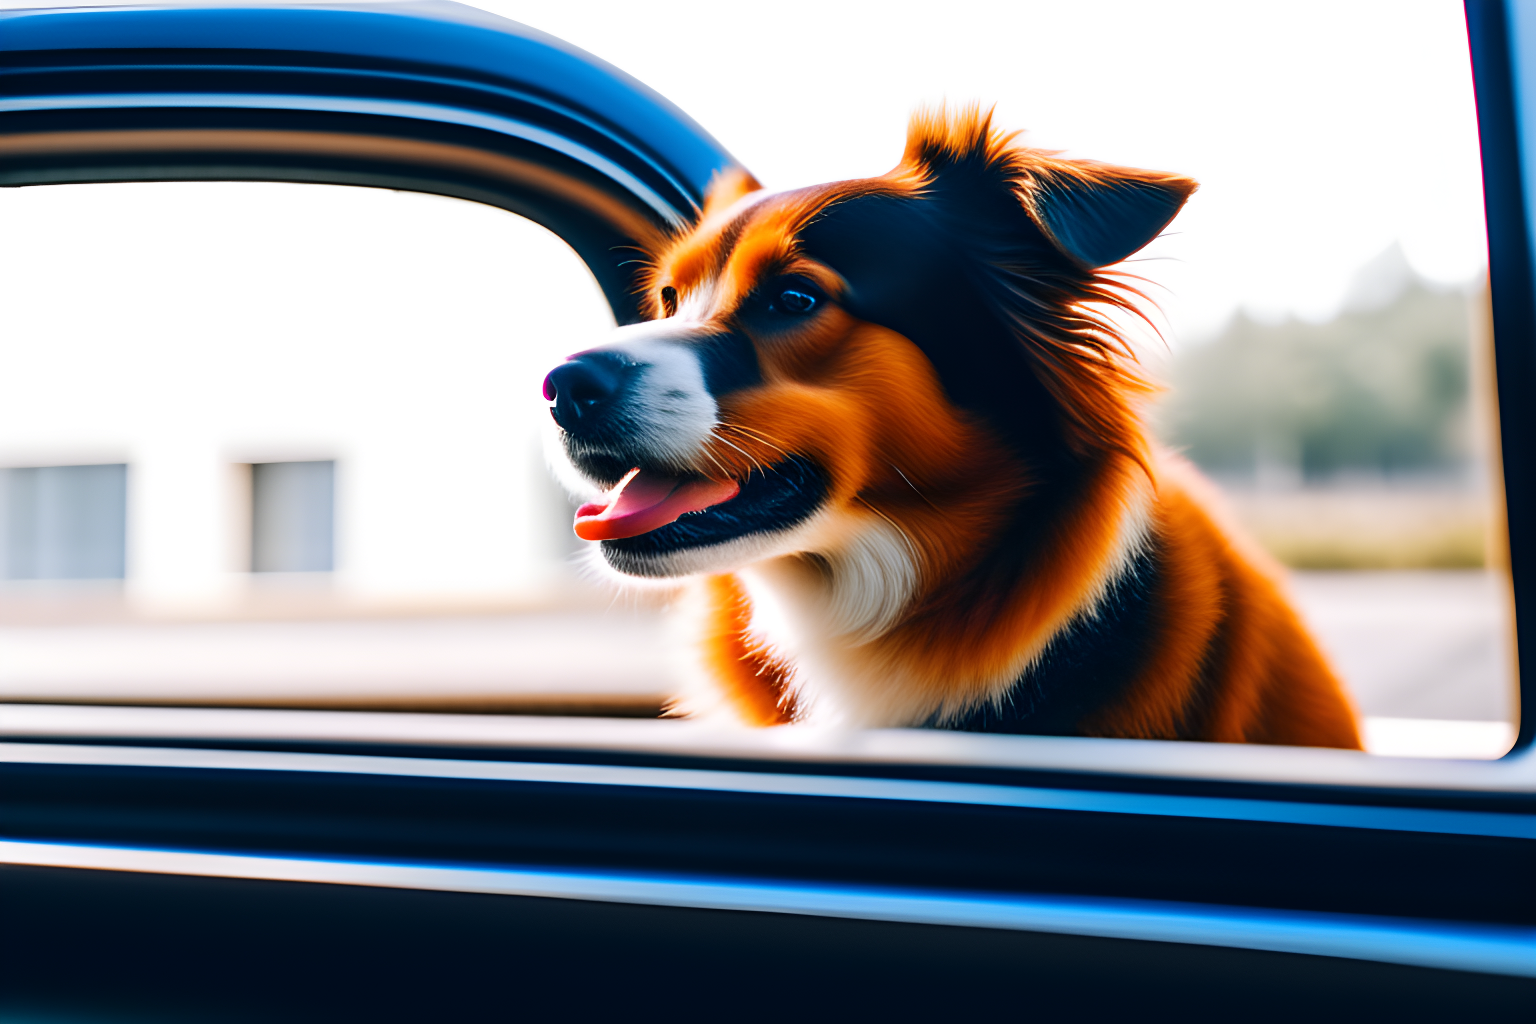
[{"xmin": 543, "ymin": 352, "xmax": 631, "ymax": 434}]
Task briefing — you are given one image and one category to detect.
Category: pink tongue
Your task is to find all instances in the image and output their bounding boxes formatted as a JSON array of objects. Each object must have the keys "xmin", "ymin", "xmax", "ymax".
[{"xmin": 574, "ymin": 468, "xmax": 740, "ymax": 541}]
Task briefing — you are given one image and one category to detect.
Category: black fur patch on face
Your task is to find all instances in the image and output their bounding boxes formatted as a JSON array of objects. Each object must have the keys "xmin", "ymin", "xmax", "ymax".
[
  {"xmin": 799, "ymin": 194, "xmax": 1072, "ymax": 467},
  {"xmin": 692, "ymin": 328, "xmax": 761, "ymax": 397},
  {"xmin": 600, "ymin": 455, "xmax": 827, "ymax": 576}
]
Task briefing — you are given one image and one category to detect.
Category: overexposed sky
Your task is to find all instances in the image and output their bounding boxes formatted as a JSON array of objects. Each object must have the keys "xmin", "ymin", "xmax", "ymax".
[
  {"xmin": 0, "ymin": 0, "xmax": 1488, "ymax": 341},
  {"xmin": 481, "ymin": 0, "xmax": 1486, "ymax": 340}
]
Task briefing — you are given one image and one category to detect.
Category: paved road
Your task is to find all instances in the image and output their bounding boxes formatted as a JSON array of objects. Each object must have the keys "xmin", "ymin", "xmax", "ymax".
[
  {"xmin": 1288, "ymin": 570, "xmax": 1515, "ymax": 723},
  {"xmin": 0, "ymin": 609, "xmax": 680, "ymax": 714},
  {"xmin": 0, "ymin": 571, "xmax": 1515, "ymax": 727}
]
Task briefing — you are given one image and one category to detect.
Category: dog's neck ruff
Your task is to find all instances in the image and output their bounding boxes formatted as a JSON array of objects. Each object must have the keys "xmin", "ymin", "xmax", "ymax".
[
  {"xmin": 735, "ymin": 472, "xmax": 1155, "ymax": 729},
  {"xmin": 937, "ymin": 543, "xmax": 1160, "ymax": 734}
]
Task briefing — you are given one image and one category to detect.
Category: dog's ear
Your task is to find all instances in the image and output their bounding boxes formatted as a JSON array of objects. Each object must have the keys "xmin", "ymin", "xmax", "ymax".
[
  {"xmin": 1025, "ymin": 164, "xmax": 1196, "ymax": 269},
  {"xmin": 701, "ymin": 167, "xmax": 763, "ymax": 220},
  {"xmin": 894, "ymin": 106, "xmax": 1192, "ymax": 465},
  {"xmin": 900, "ymin": 106, "xmax": 1195, "ymax": 269}
]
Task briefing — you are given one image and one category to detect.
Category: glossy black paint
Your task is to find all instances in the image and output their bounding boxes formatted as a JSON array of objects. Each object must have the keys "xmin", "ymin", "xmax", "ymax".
[
  {"xmin": 12, "ymin": 753, "xmax": 1536, "ymax": 922},
  {"xmin": 1467, "ymin": 0, "xmax": 1536, "ymax": 750},
  {"xmin": 0, "ymin": 2, "xmax": 743, "ymax": 323},
  {"xmin": 6, "ymin": 864, "xmax": 1531, "ymax": 1023}
]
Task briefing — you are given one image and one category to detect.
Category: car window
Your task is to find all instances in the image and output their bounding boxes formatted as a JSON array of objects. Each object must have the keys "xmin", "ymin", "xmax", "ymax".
[
  {"xmin": 0, "ymin": 0, "xmax": 1513, "ymax": 760},
  {"xmin": 0, "ymin": 179, "xmax": 662, "ymax": 711}
]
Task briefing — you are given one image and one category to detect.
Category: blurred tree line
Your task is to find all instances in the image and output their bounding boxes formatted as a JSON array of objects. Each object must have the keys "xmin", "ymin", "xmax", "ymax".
[{"xmin": 1157, "ymin": 249, "xmax": 1474, "ymax": 483}]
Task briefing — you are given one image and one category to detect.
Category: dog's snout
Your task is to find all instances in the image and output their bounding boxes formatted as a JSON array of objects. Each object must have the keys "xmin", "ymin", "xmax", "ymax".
[{"xmin": 544, "ymin": 352, "xmax": 633, "ymax": 433}]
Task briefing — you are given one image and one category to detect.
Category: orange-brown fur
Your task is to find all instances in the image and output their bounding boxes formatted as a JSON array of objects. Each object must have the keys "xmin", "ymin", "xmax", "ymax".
[
  {"xmin": 642, "ymin": 107, "xmax": 1360, "ymax": 748},
  {"xmin": 1073, "ymin": 461, "xmax": 1360, "ymax": 746},
  {"xmin": 700, "ymin": 573, "xmax": 796, "ymax": 725}
]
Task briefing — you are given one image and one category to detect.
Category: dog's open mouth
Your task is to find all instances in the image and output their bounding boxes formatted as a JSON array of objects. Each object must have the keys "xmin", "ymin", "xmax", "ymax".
[
  {"xmin": 575, "ymin": 470, "xmax": 741, "ymax": 541},
  {"xmin": 573, "ymin": 455, "xmax": 828, "ymax": 565}
]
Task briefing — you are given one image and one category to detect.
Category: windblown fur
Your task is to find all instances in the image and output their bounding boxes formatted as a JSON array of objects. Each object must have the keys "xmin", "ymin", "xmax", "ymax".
[{"xmin": 544, "ymin": 106, "xmax": 1361, "ymax": 748}]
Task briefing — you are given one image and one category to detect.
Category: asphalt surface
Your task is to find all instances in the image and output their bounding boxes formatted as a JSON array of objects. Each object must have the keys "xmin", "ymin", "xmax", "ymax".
[
  {"xmin": 1288, "ymin": 570, "xmax": 1515, "ymax": 723},
  {"xmin": 0, "ymin": 571, "xmax": 1515, "ymax": 727}
]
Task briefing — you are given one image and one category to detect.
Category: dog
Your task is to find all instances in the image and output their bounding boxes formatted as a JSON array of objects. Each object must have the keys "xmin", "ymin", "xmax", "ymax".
[{"xmin": 543, "ymin": 106, "xmax": 1361, "ymax": 748}]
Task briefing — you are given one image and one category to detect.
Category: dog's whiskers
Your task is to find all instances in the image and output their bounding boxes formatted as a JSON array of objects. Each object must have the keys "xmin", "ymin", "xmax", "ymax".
[
  {"xmin": 697, "ymin": 446, "xmax": 734, "ymax": 480},
  {"xmin": 719, "ymin": 422, "xmax": 791, "ymax": 458},
  {"xmin": 889, "ymin": 463, "xmax": 944, "ymax": 513},
  {"xmin": 710, "ymin": 433, "xmax": 767, "ymax": 477}
]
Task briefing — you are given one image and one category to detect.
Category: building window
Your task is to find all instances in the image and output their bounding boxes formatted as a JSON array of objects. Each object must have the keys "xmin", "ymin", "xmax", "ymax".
[
  {"xmin": 251, "ymin": 460, "xmax": 335, "ymax": 573},
  {"xmin": 0, "ymin": 464, "xmax": 128, "ymax": 580}
]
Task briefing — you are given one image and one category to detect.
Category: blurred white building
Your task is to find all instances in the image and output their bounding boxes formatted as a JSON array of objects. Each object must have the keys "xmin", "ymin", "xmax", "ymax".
[{"xmin": 0, "ymin": 180, "xmax": 611, "ymax": 615}]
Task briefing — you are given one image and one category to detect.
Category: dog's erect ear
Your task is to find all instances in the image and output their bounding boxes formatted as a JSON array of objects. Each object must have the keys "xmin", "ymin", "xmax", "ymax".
[
  {"xmin": 700, "ymin": 167, "xmax": 763, "ymax": 221},
  {"xmin": 891, "ymin": 106, "xmax": 1193, "ymax": 465},
  {"xmin": 1025, "ymin": 165, "xmax": 1197, "ymax": 269},
  {"xmin": 899, "ymin": 106, "xmax": 1195, "ymax": 270}
]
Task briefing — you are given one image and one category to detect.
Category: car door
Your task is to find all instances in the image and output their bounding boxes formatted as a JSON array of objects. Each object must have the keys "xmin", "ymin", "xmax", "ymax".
[{"xmin": 0, "ymin": 3, "xmax": 1532, "ymax": 1020}]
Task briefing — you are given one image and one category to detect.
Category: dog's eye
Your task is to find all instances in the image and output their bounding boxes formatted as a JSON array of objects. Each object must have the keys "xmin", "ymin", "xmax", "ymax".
[
  {"xmin": 659, "ymin": 285, "xmax": 678, "ymax": 318},
  {"xmin": 774, "ymin": 289, "xmax": 818, "ymax": 315}
]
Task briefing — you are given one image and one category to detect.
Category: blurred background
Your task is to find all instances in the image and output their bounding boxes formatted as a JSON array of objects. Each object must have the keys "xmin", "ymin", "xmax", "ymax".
[{"xmin": 0, "ymin": 0, "xmax": 1513, "ymax": 756}]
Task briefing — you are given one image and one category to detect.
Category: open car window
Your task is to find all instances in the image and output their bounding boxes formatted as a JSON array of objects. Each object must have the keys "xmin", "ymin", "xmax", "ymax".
[
  {"xmin": 0, "ymin": 172, "xmax": 1514, "ymax": 754},
  {"xmin": 0, "ymin": 0, "xmax": 1513, "ymax": 758},
  {"xmin": 0, "ymin": 3, "xmax": 1533, "ymax": 1017},
  {"xmin": 0, "ymin": 179, "xmax": 650, "ymax": 713}
]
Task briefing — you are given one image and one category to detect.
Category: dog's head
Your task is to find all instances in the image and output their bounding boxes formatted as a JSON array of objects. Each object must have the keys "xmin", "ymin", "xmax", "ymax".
[{"xmin": 544, "ymin": 106, "xmax": 1195, "ymax": 603}]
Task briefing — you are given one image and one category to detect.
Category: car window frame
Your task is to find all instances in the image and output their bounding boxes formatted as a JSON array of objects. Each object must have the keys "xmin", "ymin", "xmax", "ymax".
[{"xmin": 0, "ymin": 0, "xmax": 1531, "ymax": 983}]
